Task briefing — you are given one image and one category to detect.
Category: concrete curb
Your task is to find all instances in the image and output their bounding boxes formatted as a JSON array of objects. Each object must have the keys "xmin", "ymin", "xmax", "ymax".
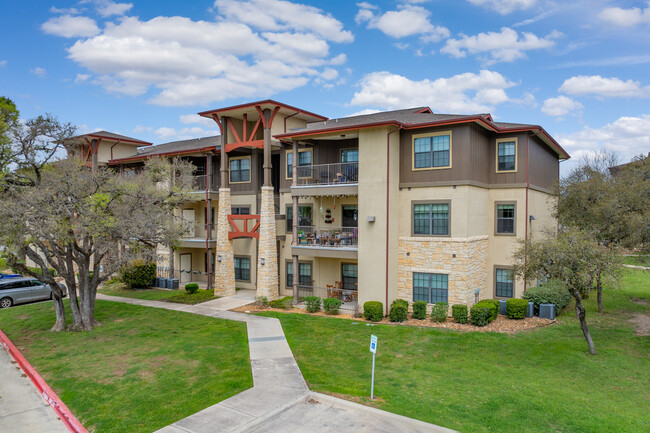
[{"xmin": 0, "ymin": 329, "xmax": 88, "ymax": 433}]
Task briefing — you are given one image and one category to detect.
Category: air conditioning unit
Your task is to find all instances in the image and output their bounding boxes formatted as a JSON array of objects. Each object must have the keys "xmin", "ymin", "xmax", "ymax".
[
  {"xmin": 499, "ymin": 299, "xmax": 507, "ymax": 315},
  {"xmin": 539, "ymin": 303, "xmax": 556, "ymax": 320},
  {"xmin": 526, "ymin": 302, "xmax": 534, "ymax": 318}
]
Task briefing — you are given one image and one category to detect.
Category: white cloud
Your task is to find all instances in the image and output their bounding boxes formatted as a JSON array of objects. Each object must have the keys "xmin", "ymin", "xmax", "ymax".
[
  {"xmin": 96, "ymin": 0, "xmax": 133, "ymax": 17},
  {"xmin": 31, "ymin": 67, "xmax": 47, "ymax": 77},
  {"xmin": 350, "ymin": 70, "xmax": 516, "ymax": 113},
  {"xmin": 559, "ymin": 75, "xmax": 650, "ymax": 98},
  {"xmin": 179, "ymin": 114, "xmax": 220, "ymax": 127},
  {"xmin": 214, "ymin": 0, "xmax": 353, "ymax": 43},
  {"xmin": 50, "ymin": 6, "xmax": 82, "ymax": 14},
  {"xmin": 132, "ymin": 125, "xmax": 153, "ymax": 133},
  {"xmin": 441, "ymin": 27, "xmax": 561, "ymax": 65},
  {"xmin": 65, "ymin": 4, "xmax": 351, "ymax": 106},
  {"xmin": 599, "ymin": 4, "xmax": 650, "ymax": 27},
  {"xmin": 467, "ymin": 0, "xmax": 537, "ymax": 15},
  {"xmin": 0, "ymin": 60, "xmax": 6, "ymax": 67},
  {"xmin": 41, "ymin": 15, "xmax": 100, "ymax": 38},
  {"xmin": 347, "ymin": 108, "xmax": 381, "ymax": 117},
  {"xmin": 356, "ymin": 3, "xmax": 449, "ymax": 41},
  {"xmin": 75, "ymin": 73, "xmax": 91, "ymax": 82},
  {"xmin": 541, "ymin": 96, "xmax": 583, "ymax": 117},
  {"xmin": 558, "ymin": 115, "xmax": 650, "ymax": 167},
  {"xmin": 155, "ymin": 126, "xmax": 220, "ymax": 141}
]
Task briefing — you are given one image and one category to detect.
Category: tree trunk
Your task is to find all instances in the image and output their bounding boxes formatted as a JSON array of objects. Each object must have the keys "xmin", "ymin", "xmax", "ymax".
[
  {"xmin": 66, "ymin": 281, "xmax": 83, "ymax": 330},
  {"xmin": 50, "ymin": 294, "xmax": 67, "ymax": 332},
  {"xmin": 574, "ymin": 295, "xmax": 597, "ymax": 355},
  {"xmin": 596, "ymin": 271, "xmax": 604, "ymax": 313}
]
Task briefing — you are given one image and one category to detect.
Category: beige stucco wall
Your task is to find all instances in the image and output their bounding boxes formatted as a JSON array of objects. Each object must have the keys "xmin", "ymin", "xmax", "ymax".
[
  {"xmin": 96, "ymin": 142, "xmax": 139, "ymax": 164},
  {"xmin": 230, "ymin": 194, "xmax": 258, "ymax": 289}
]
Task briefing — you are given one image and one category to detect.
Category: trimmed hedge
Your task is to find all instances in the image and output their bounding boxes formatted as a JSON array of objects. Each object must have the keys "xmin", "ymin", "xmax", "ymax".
[
  {"xmin": 389, "ymin": 300, "xmax": 408, "ymax": 322},
  {"xmin": 452, "ymin": 304, "xmax": 468, "ymax": 324},
  {"xmin": 323, "ymin": 297, "xmax": 342, "ymax": 314},
  {"xmin": 506, "ymin": 298, "xmax": 528, "ymax": 319},
  {"xmin": 185, "ymin": 283, "xmax": 199, "ymax": 294},
  {"xmin": 305, "ymin": 296, "xmax": 321, "ymax": 313},
  {"xmin": 470, "ymin": 300, "xmax": 499, "ymax": 327},
  {"xmin": 120, "ymin": 260, "xmax": 156, "ymax": 288},
  {"xmin": 412, "ymin": 300, "xmax": 427, "ymax": 320},
  {"xmin": 363, "ymin": 301, "xmax": 383, "ymax": 322},
  {"xmin": 269, "ymin": 296, "xmax": 293, "ymax": 309},
  {"xmin": 431, "ymin": 302, "xmax": 448, "ymax": 323},
  {"xmin": 523, "ymin": 280, "xmax": 571, "ymax": 314}
]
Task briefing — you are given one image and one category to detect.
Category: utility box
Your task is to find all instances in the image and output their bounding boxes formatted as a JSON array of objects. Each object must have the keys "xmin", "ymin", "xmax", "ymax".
[
  {"xmin": 169, "ymin": 278, "xmax": 180, "ymax": 290},
  {"xmin": 539, "ymin": 303, "xmax": 556, "ymax": 320},
  {"xmin": 526, "ymin": 302, "xmax": 534, "ymax": 318},
  {"xmin": 499, "ymin": 299, "xmax": 507, "ymax": 315}
]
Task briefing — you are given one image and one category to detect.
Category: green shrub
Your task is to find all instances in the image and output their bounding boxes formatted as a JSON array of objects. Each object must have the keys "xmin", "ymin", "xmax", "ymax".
[
  {"xmin": 0, "ymin": 257, "xmax": 6, "ymax": 270},
  {"xmin": 431, "ymin": 302, "xmax": 449, "ymax": 322},
  {"xmin": 470, "ymin": 300, "xmax": 499, "ymax": 326},
  {"xmin": 256, "ymin": 296, "xmax": 268, "ymax": 306},
  {"xmin": 389, "ymin": 300, "xmax": 408, "ymax": 322},
  {"xmin": 506, "ymin": 298, "xmax": 528, "ymax": 319},
  {"xmin": 323, "ymin": 297, "xmax": 343, "ymax": 314},
  {"xmin": 120, "ymin": 260, "xmax": 156, "ymax": 288},
  {"xmin": 269, "ymin": 296, "xmax": 293, "ymax": 309},
  {"xmin": 412, "ymin": 300, "xmax": 427, "ymax": 320},
  {"xmin": 185, "ymin": 283, "xmax": 199, "ymax": 294},
  {"xmin": 305, "ymin": 296, "xmax": 321, "ymax": 313},
  {"xmin": 523, "ymin": 280, "xmax": 571, "ymax": 314},
  {"xmin": 363, "ymin": 301, "xmax": 383, "ymax": 322},
  {"xmin": 452, "ymin": 304, "xmax": 468, "ymax": 324}
]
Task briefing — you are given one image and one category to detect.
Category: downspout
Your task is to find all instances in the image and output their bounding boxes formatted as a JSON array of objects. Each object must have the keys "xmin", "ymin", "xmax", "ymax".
[
  {"xmin": 385, "ymin": 126, "xmax": 401, "ymax": 315},
  {"xmin": 524, "ymin": 134, "xmax": 530, "ymax": 293},
  {"xmin": 284, "ymin": 111, "xmax": 300, "ymax": 133},
  {"xmin": 110, "ymin": 140, "xmax": 122, "ymax": 161},
  {"xmin": 205, "ymin": 153, "xmax": 212, "ymax": 291}
]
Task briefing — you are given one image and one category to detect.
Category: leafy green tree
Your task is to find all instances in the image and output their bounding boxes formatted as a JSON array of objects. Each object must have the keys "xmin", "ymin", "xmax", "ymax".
[
  {"xmin": 512, "ymin": 229, "xmax": 621, "ymax": 355},
  {"xmin": 0, "ymin": 97, "xmax": 20, "ymax": 178}
]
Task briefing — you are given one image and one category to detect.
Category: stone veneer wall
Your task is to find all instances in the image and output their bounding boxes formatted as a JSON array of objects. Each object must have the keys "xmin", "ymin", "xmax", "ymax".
[
  {"xmin": 256, "ymin": 186, "xmax": 279, "ymax": 299},
  {"xmin": 214, "ymin": 188, "xmax": 236, "ymax": 296},
  {"xmin": 397, "ymin": 235, "xmax": 488, "ymax": 308}
]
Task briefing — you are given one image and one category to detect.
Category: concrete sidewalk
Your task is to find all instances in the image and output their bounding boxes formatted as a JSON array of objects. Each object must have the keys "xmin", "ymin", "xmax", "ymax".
[
  {"xmin": 0, "ymin": 347, "xmax": 69, "ymax": 433},
  {"xmin": 96, "ymin": 291, "xmax": 455, "ymax": 433}
]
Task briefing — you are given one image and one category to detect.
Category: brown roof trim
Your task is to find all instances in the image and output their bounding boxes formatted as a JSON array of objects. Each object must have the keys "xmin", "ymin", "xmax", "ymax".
[
  {"xmin": 80, "ymin": 133, "xmax": 152, "ymax": 146},
  {"xmin": 274, "ymin": 120, "xmax": 403, "ymax": 140},
  {"xmin": 197, "ymin": 99, "xmax": 328, "ymax": 121},
  {"xmin": 107, "ymin": 146, "xmax": 219, "ymax": 165}
]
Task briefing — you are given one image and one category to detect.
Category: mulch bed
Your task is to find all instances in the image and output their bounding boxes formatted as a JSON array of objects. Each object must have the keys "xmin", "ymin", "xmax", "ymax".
[{"xmin": 231, "ymin": 304, "xmax": 556, "ymax": 334}]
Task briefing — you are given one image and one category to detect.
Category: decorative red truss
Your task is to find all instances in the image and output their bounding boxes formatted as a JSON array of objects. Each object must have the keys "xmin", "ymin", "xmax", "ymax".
[{"xmin": 227, "ymin": 215, "xmax": 261, "ymax": 239}]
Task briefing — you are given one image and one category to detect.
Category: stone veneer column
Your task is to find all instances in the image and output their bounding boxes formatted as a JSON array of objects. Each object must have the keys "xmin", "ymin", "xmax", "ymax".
[
  {"xmin": 256, "ymin": 186, "xmax": 279, "ymax": 299},
  {"xmin": 214, "ymin": 188, "xmax": 236, "ymax": 296}
]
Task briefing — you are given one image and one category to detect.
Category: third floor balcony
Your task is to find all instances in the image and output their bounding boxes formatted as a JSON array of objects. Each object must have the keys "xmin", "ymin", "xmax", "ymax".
[{"xmin": 291, "ymin": 162, "xmax": 358, "ymax": 197}]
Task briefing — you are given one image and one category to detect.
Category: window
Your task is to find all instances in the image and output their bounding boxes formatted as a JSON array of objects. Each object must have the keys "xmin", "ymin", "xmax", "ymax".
[
  {"xmin": 413, "ymin": 273, "xmax": 448, "ymax": 304},
  {"xmin": 413, "ymin": 132, "xmax": 451, "ymax": 169},
  {"xmin": 204, "ymin": 207, "xmax": 215, "ymax": 226},
  {"xmin": 341, "ymin": 263, "xmax": 358, "ymax": 290},
  {"xmin": 286, "ymin": 149, "xmax": 312, "ymax": 179},
  {"xmin": 341, "ymin": 148, "xmax": 359, "ymax": 163},
  {"xmin": 234, "ymin": 257, "xmax": 251, "ymax": 281},
  {"xmin": 413, "ymin": 202, "xmax": 450, "ymax": 236},
  {"xmin": 231, "ymin": 206, "xmax": 250, "ymax": 215},
  {"xmin": 286, "ymin": 262, "xmax": 312, "ymax": 288},
  {"xmin": 286, "ymin": 205, "xmax": 313, "ymax": 230},
  {"xmin": 496, "ymin": 203, "xmax": 516, "ymax": 235},
  {"xmin": 230, "ymin": 157, "xmax": 250, "ymax": 183},
  {"xmin": 497, "ymin": 139, "xmax": 517, "ymax": 172},
  {"xmin": 342, "ymin": 205, "xmax": 358, "ymax": 228},
  {"xmin": 495, "ymin": 268, "xmax": 513, "ymax": 298}
]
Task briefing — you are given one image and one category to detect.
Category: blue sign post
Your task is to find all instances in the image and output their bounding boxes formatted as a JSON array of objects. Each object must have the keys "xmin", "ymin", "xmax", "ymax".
[{"xmin": 370, "ymin": 334, "xmax": 377, "ymax": 400}]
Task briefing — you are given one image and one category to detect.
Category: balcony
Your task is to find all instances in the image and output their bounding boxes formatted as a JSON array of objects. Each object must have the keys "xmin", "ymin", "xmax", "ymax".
[
  {"xmin": 295, "ymin": 285, "xmax": 358, "ymax": 313},
  {"xmin": 291, "ymin": 162, "xmax": 358, "ymax": 197},
  {"xmin": 291, "ymin": 225, "xmax": 358, "ymax": 259},
  {"xmin": 180, "ymin": 223, "xmax": 216, "ymax": 248},
  {"xmin": 189, "ymin": 174, "xmax": 220, "ymax": 200}
]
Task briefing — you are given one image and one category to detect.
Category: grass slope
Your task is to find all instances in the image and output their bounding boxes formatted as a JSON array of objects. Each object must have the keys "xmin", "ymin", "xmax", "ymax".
[
  {"xmin": 261, "ymin": 269, "xmax": 649, "ymax": 433},
  {"xmin": 0, "ymin": 300, "xmax": 252, "ymax": 433}
]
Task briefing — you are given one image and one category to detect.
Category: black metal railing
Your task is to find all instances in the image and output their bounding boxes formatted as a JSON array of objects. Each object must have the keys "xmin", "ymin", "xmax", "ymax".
[{"xmin": 295, "ymin": 162, "xmax": 359, "ymax": 186}]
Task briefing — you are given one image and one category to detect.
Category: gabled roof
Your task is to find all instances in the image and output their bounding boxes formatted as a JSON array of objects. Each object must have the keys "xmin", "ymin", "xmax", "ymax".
[
  {"xmin": 68, "ymin": 130, "xmax": 152, "ymax": 146},
  {"xmin": 108, "ymin": 136, "xmax": 221, "ymax": 164},
  {"xmin": 198, "ymin": 99, "xmax": 328, "ymax": 123}
]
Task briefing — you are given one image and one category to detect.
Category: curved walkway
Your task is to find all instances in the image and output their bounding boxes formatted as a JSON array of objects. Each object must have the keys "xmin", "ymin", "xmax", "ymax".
[{"xmin": 97, "ymin": 291, "xmax": 455, "ymax": 433}]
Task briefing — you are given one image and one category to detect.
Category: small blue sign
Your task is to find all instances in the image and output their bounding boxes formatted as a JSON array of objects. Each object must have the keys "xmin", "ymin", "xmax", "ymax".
[{"xmin": 370, "ymin": 335, "xmax": 378, "ymax": 353}]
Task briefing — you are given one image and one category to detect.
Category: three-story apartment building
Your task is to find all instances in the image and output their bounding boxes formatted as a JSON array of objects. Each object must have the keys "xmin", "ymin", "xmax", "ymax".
[{"xmin": 102, "ymin": 99, "xmax": 568, "ymax": 314}]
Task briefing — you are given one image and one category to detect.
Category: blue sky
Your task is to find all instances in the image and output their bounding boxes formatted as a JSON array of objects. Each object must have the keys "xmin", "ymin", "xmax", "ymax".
[{"xmin": 2, "ymin": 0, "xmax": 649, "ymax": 173}]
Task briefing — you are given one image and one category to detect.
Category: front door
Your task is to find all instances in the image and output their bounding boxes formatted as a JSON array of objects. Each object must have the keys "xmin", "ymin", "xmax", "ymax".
[
  {"xmin": 180, "ymin": 254, "xmax": 192, "ymax": 283},
  {"xmin": 182, "ymin": 209, "xmax": 195, "ymax": 237}
]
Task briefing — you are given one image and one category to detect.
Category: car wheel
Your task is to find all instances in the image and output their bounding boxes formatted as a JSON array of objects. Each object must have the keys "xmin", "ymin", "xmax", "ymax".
[{"xmin": 0, "ymin": 297, "xmax": 13, "ymax": 309}]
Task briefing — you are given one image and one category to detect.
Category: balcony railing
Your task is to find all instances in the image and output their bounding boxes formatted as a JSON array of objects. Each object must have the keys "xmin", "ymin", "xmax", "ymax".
[
  {"xmin": 182, "ymin": 223, "xmax": 215, "ymax": 239},
  {"xmin": 295, "ymin": 226, "xmax": 358, "ymax": 247},
  {"xmin": 295, "ymin": 285, "xmax": 358, "ymax": 312},
  {"xmin": 192, "ymin": 174, "xmax": 220, "ymax": 191},
  {"xmin": 295, "ymin": 162, "xmax": 358, "ymax": 186}
]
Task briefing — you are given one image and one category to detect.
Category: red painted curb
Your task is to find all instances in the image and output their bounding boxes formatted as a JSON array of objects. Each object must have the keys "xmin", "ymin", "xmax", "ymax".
[{"xmin": 0, "ymin": 329, "xmax": 88, "ymax": 433}]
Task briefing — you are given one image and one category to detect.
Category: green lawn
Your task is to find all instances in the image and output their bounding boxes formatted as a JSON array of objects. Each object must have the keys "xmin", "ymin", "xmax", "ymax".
[
  {"xmin": 0, "ymin": 300, "xmax": 252, "ymax": 433},
  {"xmin": 99, "ymin": 282, "xmax": 218, "ymax": 304},
  {"xmin": 260, "ymin": 268, "xmax": 650, "ymax": 433},
  {"xmin": 622, "ymin": 254, "xmax": 650, "ymax": 267}
]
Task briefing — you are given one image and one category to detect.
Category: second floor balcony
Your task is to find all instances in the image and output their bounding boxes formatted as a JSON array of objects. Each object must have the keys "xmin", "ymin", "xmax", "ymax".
[
  {"xmin": 291, "ymin": 225, "xmax": 358, "ymax": 259},
  {"xmin": 291, "ymin": 162, "xmax": 358, "ymax": 197},
  {"xmin": 189, "ymin": 174, "xmax": 220, "ymax": 200},
  {"xmin": 180, "ymin": 223, "xmax": 216, "ymax": 248}
]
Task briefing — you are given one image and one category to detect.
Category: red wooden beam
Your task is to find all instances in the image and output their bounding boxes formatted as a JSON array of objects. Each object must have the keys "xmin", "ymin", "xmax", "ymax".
[
  {"xmin": 225, "ymin": 140, "xmax": 264, "ymax": 153},
  {"xmin": 242, "ymin": 113, "xmax": 247, "ymax": 144},
  {"xmin": 255, "ymin": 105, "xmax": 266, "ymax": 129},
  {"xmin": 228, "ymin": 215, "xmax": 260, "ymax": 239},
  {"xmin": 211, "ymin": 114, "xmax": 223, "ymax": 134},
  {"xmin": 249, "ymin": 115, "xmax": 263, "ymax": 142},
  {"xmin": 268, "ymin": 106, "xmax": 281, "ymax": 129},
  {"xmin": 227, "ymin": 119, "xmax": 242, "ymax": 143}
]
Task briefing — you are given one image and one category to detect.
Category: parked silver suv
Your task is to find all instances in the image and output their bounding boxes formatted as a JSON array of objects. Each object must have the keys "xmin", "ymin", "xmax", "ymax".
[{"xmin": 0, "ymin": 277, "xmax": 66, "ymax": 309}]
